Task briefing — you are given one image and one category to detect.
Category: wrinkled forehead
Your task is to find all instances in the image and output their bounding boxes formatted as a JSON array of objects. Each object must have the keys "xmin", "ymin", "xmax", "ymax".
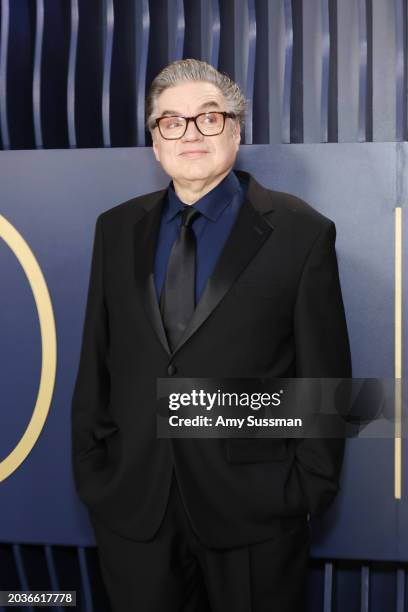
[{"xmin": 155, "ymin": 81, "xmax": 227, "ymax": 117}]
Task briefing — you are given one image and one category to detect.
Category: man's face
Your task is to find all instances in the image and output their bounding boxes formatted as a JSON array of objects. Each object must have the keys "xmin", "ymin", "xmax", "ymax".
[{"xmin": 151, "ymin": 81, "xmax": 241, "ymax": 186}]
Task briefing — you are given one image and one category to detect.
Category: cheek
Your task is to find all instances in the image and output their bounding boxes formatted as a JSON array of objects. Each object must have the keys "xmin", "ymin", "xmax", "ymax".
[
  {"xmin": 218, "ymin": 134, "xmax": 238, "ymax": 158},
  {"xmin": 218, "ymin": 144, "xmax": 237, "ymax": 163},
  {"xmin": 156, "ymin": 146, "xmax": 175, "ymax": 166}
]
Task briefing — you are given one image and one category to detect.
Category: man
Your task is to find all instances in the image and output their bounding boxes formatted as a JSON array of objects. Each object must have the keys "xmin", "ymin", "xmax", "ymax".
[{"xmin": 71, "ymin": 59, "xmax": 351, "ymax": 611}]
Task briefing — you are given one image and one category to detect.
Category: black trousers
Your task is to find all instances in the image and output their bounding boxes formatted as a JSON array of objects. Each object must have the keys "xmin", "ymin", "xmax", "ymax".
[{"xmin": 91, "ymin": 472, "xmax": 311, "ymax": 612}]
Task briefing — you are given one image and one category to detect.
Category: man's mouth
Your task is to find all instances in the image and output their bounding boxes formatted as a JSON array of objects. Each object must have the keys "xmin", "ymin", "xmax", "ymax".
[{"xmin": 179, "ymin": 151, "xmax": 209, "ymax": 158}]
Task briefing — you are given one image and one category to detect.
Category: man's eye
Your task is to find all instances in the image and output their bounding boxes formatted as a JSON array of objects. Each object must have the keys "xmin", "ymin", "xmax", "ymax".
[
  {"xmin": 162, "ymin": 118, "xmax": 183, "ymax": 129},
  {"xmin": 203, "ymin": 113, "xmax": 217, "ymax": 123}
]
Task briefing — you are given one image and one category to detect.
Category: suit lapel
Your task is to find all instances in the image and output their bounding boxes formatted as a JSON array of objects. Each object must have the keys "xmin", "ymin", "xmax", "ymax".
[
  {"xmin": 133, "ymin": 191, "xmax": 172, "ymax": 355},
  {"xmin": 133, "ymin": 171, "xmax": 276, "ymax": 357}
]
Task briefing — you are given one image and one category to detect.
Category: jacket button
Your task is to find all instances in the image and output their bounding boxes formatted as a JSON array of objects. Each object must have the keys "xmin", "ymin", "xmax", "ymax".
[{"xmin": 167, "ymin": 364, "xmax": 177, "ymax": 376}]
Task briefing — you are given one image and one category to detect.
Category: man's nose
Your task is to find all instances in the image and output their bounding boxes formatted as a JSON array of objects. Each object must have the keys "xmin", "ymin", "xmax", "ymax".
[{"xmin": 181, "ymin": 119, "xmax": 204, "ymax": 141}]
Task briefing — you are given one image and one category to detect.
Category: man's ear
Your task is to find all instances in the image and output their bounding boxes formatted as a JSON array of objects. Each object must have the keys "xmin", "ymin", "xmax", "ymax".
[
  {"xmin": 152, "ymin": 131, "xmax": 160, "ymax": 162},
  {"xmin": 234, "ymin": 121, "xmax": 241, "ymax": 149}
]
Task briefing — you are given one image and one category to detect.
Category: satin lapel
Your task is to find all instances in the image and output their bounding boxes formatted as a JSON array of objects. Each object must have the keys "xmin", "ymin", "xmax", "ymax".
[
  {"xmin": 133, "ymin": 194, "xmax": 172, "ymax": 356},
  {"xmin": 171, "ymin": 198, "xmax": 274, "ymax": 357}
]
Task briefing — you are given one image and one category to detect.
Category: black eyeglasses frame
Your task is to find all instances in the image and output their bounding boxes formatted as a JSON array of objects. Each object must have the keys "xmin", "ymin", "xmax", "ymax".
[{"xmin": 153, "ymin": 111, "xmax": 236, "ymax": 140}]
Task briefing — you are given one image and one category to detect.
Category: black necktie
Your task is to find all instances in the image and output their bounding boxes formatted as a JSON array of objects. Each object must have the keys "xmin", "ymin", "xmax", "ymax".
[{"xmin": 160, "ymin": 206, "xmax": 201, "ymax": 352}]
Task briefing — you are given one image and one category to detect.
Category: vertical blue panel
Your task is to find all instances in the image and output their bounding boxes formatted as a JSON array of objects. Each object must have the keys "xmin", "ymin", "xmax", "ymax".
[
  {"xmin": 67, "ymin": 0, "xmax": 78, "ymax": 148},
  {"xmin": 218, "ymin": 0, "xmax": 235, "ymax": 81},
  {"xmin": 7, "ymin": 0, "xmax": 35, "ymax": 149},
  {"xmin": 77, "ymin": 547, "xmax": 94, "ymax": 612},
  {"xmin": 200, "ymin": 0, "xmax": 220, "ymax": 68},
  {"xmin": 32, "ymin": 0, "xmax": 44, "ymax": 149},
  {"xmin": 12, "ymin": 545, "xmax": 34, "ymax": 612},
  {"xmin": 246, "ymin": 0, "xmax": 256, "ymax": 144},
  {"xmin": 282, "ymin": 0, "xmax": 293, "ymax": 143},
  {"xmin": 358, "ymin": 0, "xmax": 369, "ymax": 141},
  {"xmin": 0, "ymin": 543, "xmax": 20, "ymax": 609},
  {"xmin": 44, "ymin": 545, "xmax": 64, "ymax": 612},
  {"xmin": 365, "ymin": 0, "xmax": 373, "ymax": 142},
  {"xmin": 337, "ymin": 0, "xmax": 360, "ymax": 142},
  {"xmin": 0, "ymin": 0, "xmax": 10, "ymax": 149},
  {"xmin": 111, "ymin": 1, "xmax": 137, "ymax": 147},
  {"xmin": 302, "ymin": 0, "xmax": 323, "ymax": 143},
  {"xmin": 145, "ymin": 0, "xmax": 168, "ymax": 126},
  {"xmin": 289, "ymin": 0, "xmax": 303, "ymax": 142},
  {"xmin": 327, "ymin": 0, "xmax": 337, "ymax": 142},
  {"xmin": 361, "ymin": 565, "xmax": 370, "ymax": 612},
  {"xmin": 167, "ymin": 0, "xmax": 184, "ymax": 61},
  {"xmin": 331, "ymin": 561, "xmax": 361, "ymax": 611},
  {"xmin": 183, "ymin": 0, "xmax": 201, "ymax": 60},
  {"xmin": 101, "ymin": 0, "xmax": 114, "ymax": 147},
  {"xmin": 262, "ymin": 2, "xmax": 286, "ymax": 143},
  {"xmin": 302, "ymin": 0, "xmax": 334, "ymax": 143},
  {"xmin": 372, "ymin": 0, "xmax": 397, "ymax": 141},
  {"xmin": 371, "ymin": 564, "xmax": 397, "ymax": 611},
  {"xmin": 75, "ymin": 0, "xmax": 104, "ymax": 147},
  {"xmin": 320, "ymin": 0, "xmax": 330, "ymax": 142},
  {"xmin": 234, "ymin": 0, "xmax": 256, "ymax": 144},
  {"xmin": 41, "ymin": 0, "xmax": 70, "ymax": 149},
  {"xmin": 306, "ymin": 561, "xmax": 324, "ymax": 611},
  {"xmin": 394, "ymin": 0, "xmax": 406, "ymax": 142},
  {"xmin": 323, "ymin": 562, "xmax": 333, "ymax": 612},
  {"xmin": 44, "ymin": 545, "xmax": 59, "ymax": 590},
  {"xmin": 135, "ymin": 0, "xmax": 150, "ymax": 146},
  {"xmin": 252, "ymin": 0, "xmax": 268, "ymax": 144},
  {"xmin": 396, "ymin": 568, "xmax": 405, "ymax": 612}
]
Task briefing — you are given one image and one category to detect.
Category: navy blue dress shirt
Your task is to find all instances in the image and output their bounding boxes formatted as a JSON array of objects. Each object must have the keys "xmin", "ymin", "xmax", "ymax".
[{"xmin": 154, "ymin": 170, "xmax": 247, "ymax": 305}]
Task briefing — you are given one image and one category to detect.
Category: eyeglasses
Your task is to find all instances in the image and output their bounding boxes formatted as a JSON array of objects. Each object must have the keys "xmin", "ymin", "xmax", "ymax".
[{"xmin": 154, "ymin": 111, "xmax": 236, "ymax": 140}]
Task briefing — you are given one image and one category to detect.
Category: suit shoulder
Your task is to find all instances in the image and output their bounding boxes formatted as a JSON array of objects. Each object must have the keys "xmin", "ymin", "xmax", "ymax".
[
  {"xmin": 97, "ymin": 188, "xmax": 166, "ymax": 226},
  {"xmin": 268, "ymin": 188, "xmax": 333, "ymax": 230},
  {"xmin": 240, "ymin": 170, "xmax": 334, "ymax": 232}
]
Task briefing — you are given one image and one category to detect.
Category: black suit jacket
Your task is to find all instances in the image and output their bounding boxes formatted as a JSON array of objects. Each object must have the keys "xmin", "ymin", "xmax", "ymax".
[{"xmin": 71, "ymin": 169, "xmax": 352, "ymax": 549}]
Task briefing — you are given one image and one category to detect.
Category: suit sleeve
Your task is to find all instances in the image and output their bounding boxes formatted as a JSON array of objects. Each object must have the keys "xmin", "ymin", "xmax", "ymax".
[
  {"xmin": 71, "ymin": 214, "xmax": 113, "ymax": 504},
  {"xmin": 292, "ymin": 220, "xmax": 352, "ymax": 516}
]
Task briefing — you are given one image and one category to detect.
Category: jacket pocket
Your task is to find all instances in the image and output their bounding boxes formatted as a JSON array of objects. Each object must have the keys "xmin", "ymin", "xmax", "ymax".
[{"xmin": 226, "ymin": 438, "xmax": 288, "ymax": 463}]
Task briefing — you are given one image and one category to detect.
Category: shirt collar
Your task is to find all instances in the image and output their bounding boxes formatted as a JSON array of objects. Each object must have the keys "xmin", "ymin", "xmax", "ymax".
[{"xmin": 165, "ymin": 171, "xmax": 242, "ymax": 223}]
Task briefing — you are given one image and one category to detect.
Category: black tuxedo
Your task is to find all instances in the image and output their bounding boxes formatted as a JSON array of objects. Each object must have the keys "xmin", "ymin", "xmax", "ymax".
[{"xmin": 71, "ymin": 169, "xmax": 351, "ymax": 551}]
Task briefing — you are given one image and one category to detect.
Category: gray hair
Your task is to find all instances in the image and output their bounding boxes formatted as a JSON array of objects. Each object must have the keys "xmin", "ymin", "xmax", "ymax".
[{"xmin": 146, "ymin": 58, "xmax": 247, "ymax": 132}]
